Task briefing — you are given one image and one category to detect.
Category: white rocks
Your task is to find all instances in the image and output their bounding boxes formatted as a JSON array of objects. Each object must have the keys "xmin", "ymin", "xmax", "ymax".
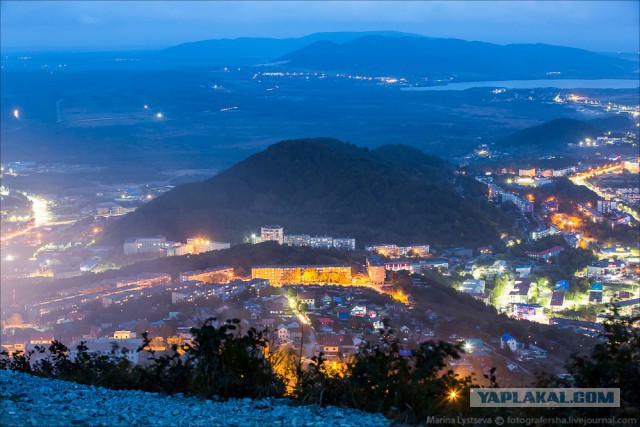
[{"xmin": 0, "ymin": 371, "xmax": 390, "ymax": 427}]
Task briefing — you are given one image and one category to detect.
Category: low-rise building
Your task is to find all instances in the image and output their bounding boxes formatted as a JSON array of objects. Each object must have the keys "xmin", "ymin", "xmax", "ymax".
[
  {"xmin": 500, "ymin": 333, "xmax": 520, "ymax": 352},
  {"xmin": 365, "ymin": 244, "xmax": 429, "ymax": 257},
  {"xmin": 419, "ymin": 259, "xmax": 449, "ymax": 272},
  {"xmin": 179, "ymin": 267, "xmax": 233, "ymax": 283},
  {"xmin": 70, "ymin": 338, "xmax": 144, "ymax": 365},
  {"xmin": 532, "ymin": 177, "xmax": 553, "ymax": 187},
  {"xmin": 310, "ymin": 236, "xmax": 333, "ymax": 249},
  {"xmin": 297, "ymin": 291, "xmax": 316, "ymax": 309},
  {"xmin": 578, "ymin": 204, "xmax": 605, "ymax": 223},
  {"xmin": 251, "ymin": 264, "xmax": 351, "ymax": 286},
  {"xmin": 563, "ymin": 232, "xmax": 583, "ymax": 249},
  {"xmin": 509, "ymin": 279, "xmax": 532, "ymax": 304},
  {"xmin": 529, "ymin": 225, "xmax": 560, "ymax": 241},
  {"xmin": 123, "ymin": 236, "xmax": 168, "ymax": 255},
  {"xmin": 586, "ymin": 259, "xmax": 626, "ymax": 277},
  {"xmin": 503, "ymin": 193, "xmax": 533, "ymax": 214},
  {"xmin": 526, "ymin": 246, "xmax": 564, "ymax": 260},
  {"xmin": 332, "ymin": 238, "xmax": 356, "ymax": 251},
  {"xmin": 550, "ymin": 291, "xmax": 565, "ymax": 311},
  {"xmin": 515, "ymin": 265, "xmax": 532, "ymax": 278},
  {"xmin": 366, "ymin": 256, "xmax": 386, "ymax": 285},
  {"xmin": 186, "ymin": 239, "xmax": 231, "ymax": 253},
  {"xmin": 460, "ymin": 279, "xmax": 485, "ymax": 294},
  {"xmin": 316, "ymin": 334, "xmax": 343, "ymax": 359},
  {"xmin": 384, "ymin": 262, "xmax": 419, "ymax": 273},
  {"xmin": 261, "ymin": 225, "xmax": 284, "ymax": 245},
  {"xmin": 284, "ymin": 234, "xmax": 311, "ymax": 246}
]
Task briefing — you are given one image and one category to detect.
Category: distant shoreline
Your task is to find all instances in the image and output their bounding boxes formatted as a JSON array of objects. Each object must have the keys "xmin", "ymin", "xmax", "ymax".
[{"xmin": 403, "ymin": 79, "xmax": 640, "ymax": 91}]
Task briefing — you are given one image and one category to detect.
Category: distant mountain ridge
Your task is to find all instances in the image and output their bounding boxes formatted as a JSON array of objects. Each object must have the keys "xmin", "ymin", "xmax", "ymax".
[
  {"xmin": 157, "ymin": 31, "xmax": 421, "ymax": 65},
  {"xmin": 104, "ymin": 138, "xmax": 510, "ymax": 247},
  {"xmin": 157, "ymin": 32, "xmax": 638, "ymax": 80},
  {"xmin": 278, "ymin": 35, "xmax": 638, "ymax": 80}
]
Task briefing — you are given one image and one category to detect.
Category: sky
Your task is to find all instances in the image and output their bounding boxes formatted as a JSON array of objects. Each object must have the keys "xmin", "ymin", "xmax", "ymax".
[{"xmin": 1, "ymin": 1, "xmax": 638, "ymax": 52}]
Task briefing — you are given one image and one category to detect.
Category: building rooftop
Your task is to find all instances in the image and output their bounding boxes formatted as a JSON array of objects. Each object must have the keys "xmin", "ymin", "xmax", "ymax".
[
  {"xmin": 590, "ymin": 259, "xmax": 626, "ymax": 268},
  {"xmin": 550, "ymin": 291, "xmax": 565, "ymax": 306},
  {"xmin": 252, "ymin": 264, "xmax": 349, "ymax": 269},
  {"xmin": 526, "ymin": 246, "xmax": 564, "ymax": 256}
]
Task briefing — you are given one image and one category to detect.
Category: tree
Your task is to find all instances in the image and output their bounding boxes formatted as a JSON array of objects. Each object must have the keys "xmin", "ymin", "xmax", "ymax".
[{"xmin": 538, "ymin": 304, "xmax": 640, "ymax": 417}]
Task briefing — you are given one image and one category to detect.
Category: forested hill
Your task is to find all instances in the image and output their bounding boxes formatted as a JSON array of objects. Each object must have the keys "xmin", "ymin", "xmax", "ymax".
[
  {"xmin": 495, "ymin": 118, "xmax": 603, "ymax": 155},
  {"xmin": 103, "ymin": 138, "xmax": 510, "ymax": 247}
]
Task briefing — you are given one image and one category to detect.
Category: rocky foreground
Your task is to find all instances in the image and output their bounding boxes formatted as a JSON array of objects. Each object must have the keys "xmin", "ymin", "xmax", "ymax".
[{"xmin": 0, "ymin": 370, "xmax": 391, "ymax": 426}]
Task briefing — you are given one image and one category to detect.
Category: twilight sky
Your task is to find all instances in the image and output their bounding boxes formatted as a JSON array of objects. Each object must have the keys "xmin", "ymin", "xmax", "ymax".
[{"xmin": 1, "ymin": 1, "xmax": 638, "ymax": 52}]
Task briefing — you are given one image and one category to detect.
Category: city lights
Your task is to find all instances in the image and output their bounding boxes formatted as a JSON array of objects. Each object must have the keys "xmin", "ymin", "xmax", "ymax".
[{"xmin": 26, "ymin": 194, "xmax": 53, "ymax": 227}]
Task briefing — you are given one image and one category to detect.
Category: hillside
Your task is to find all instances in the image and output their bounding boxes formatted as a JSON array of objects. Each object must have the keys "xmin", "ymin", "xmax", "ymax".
[
  {"xmin": 494, "ymin": 118, "xmax": 603, "ymax": 155},
  {"xmin": 103, "ymin": 138, "xmax": 510, "ymax": 247},
  {"xmin": 588, "ymin": 114, "xmax": 639, "ymax": 133},
  {"xmin": 0, "ymin": 371, "xmax": 388, "ymax": 427},
  {"xmin": 279, "ymin": 36, "xmax": 638, "ymax": 80}
]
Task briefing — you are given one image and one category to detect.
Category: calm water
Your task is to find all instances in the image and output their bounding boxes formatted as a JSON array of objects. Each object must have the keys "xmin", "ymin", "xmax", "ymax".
[{"xmin": 402, "ymin": 79, "xmax": 640, "ymax": 91}]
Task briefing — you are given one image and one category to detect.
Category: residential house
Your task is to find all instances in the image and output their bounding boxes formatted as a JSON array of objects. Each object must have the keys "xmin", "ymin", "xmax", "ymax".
[
  {"xmin": 526, "ymin": 246, "xmax": 564, "ymax": 261},
  {"xmin": 266, "ymin": 302, "xmax": 286, "ymax": 316},
  {"xmin": 277, "ymin": 324, "xmax": 290, "ymax": 342},
  {"xmin": 589, "ymin": 293, "xmax": 603, "ymax": 303},
  {"xmin": 618, "ymin": 291, "xmax": 631, "ymax": 300},
  {"xmin": 372, "ymin": 317, "xmax": 385, "ymax": 331},
  {"xmin": 317, "ymin": 334, "xmax": 343, "ymax": 359},
  {"xmin": 351, "ymin": 305, "xmax": 367, "ymax": 317},
  {"xmin": 320, "ymin": 293, "xmax": 332, "ymax": 306},
  {"xmin": 515, "ymin": 265, "xmax": 532, "ymax": 278},
  {"xmin": 297, "ymin": 291, "xmax": 316, "ymax": 309},
  {"xmin": 586, "ymin": 259, "xmax": 626, "ymax": 278},
  {"xmin": 500, "ymin": 333, "xmax": 520, "ymax": 352},
  {"xmin": 318, "ymin": 318, "xmax": 335, "ymax": 328},
  {"xmin": 509, "ymin": 279, "xmax": 532, "ymax": 304},
  {"xmin": 460, "ymin": 279, "xmax": 485, "ymax": 294},
  {"xmin": 550, "ymin": 292, "xmax": 565, "ymax": 312},
  {"xmin": 336, "ymin": 307, "xmax": 350, "ymax": 321}
]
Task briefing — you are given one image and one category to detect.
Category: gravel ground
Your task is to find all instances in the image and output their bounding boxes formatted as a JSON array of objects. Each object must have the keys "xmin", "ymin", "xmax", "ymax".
[{"xmin": 0, "ymin": 370, "xmax": 391, "ymax": 427}]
